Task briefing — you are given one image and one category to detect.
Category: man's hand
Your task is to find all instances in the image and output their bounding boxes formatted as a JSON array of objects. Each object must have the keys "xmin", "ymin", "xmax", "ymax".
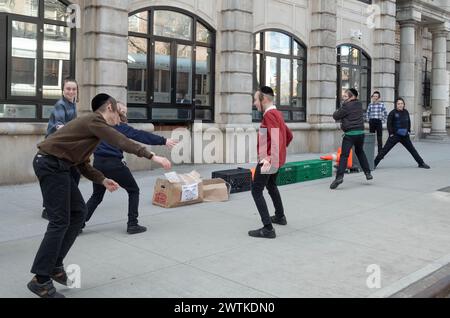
[
  {"xmin": 153, "ymin": 155, "xmax": 172, "ymax": 170},
  {"xmin": 260, "ymin": 158, "xmax": 272, "ymax": 173},
  {"xmin": 56, "ymin": 124, "xmax": 64, "ymax": 130},
  {"xmin": 102, "ymin": 178, "xmax": 120, "ymax": 192},
  {"xmin": 165, "ymin": 139, "xmax": 178, "ymax": 149}
]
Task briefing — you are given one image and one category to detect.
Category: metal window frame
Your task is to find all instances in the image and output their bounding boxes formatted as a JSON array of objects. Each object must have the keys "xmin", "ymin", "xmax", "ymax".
[
  {"xmin": 336, "ymin": 44, "xmax": 372, "ymax": 110},
  {"xmin": 253, "ymin": 29, "xmax": 308, "ymax": 123},
  {"xmin": 127, "ymin": 6, "xmax": 216, "ymax": 124},
  {"xmin": 0, "ymin": 0, "xmax": 76, "ymax": 122}
]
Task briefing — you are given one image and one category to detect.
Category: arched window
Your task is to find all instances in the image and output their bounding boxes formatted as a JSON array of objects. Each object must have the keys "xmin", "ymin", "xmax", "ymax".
[
  {"xmin": 127, "ymin": 7, "xmax": 215, "ymax": 123},
  {"xmin": 0, "ymin": 0, "xmax": 76, "ymax": 121},
  {"xmin": 337, "ymin": 44, "xmax": 371, "ymax": 110},
  {"xmin": 253, "ymin": 30, "xmax": 307, "ymax": 122}
]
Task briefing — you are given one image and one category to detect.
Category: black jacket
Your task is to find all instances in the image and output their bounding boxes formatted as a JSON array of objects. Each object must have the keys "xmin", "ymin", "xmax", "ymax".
[
  {"xmin": 333, "ymin": 100, "xmax": 365, "ymax": 133},
  {"xmin": 387, "ymin": 108, "xmax": 411, "ymax": 136}
]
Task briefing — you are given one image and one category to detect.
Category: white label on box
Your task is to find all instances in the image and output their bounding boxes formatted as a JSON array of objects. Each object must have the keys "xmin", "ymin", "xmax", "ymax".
[{"xmin": 181, "ymin": 183, "xmax": 199, "ymax": 202}]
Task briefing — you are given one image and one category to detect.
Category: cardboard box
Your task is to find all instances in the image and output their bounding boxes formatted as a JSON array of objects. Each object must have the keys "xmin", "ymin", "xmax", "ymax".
[
  {"xmin": 203, "ymin": 178, "xmax": 230, "ymax": 202},
  {"xmin": 152, "ymin": 171, "xmax": 204, "ymax": 208}
]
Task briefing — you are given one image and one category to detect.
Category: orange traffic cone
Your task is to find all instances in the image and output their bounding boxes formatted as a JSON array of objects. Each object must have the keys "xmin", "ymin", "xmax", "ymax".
[
  {"xmin": 336, "ymin": 147, "xmax": 353, "ymax": 169},
  {"xmin": 320, "ymin": 153, "xmax": 338, "ymax": 161}
]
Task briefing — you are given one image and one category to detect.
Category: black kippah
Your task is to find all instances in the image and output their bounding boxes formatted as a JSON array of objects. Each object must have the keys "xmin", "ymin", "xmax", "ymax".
[
  {"xmin": 91, "ymin": 93, "xmax": 112, "ymax": 112},
  {"xmin": 260, "ymin": 86, "xmax": 274, "ymax": 97},
  {"xmin": 348, "ymin": 88, "xmax": 359, "ymax": 98}
]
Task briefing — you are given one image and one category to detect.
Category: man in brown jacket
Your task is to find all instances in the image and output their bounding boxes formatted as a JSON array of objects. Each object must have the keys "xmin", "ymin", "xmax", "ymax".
[{"xmin": 27, "ymin": 93, "xmax": 171, "ymax": 298}]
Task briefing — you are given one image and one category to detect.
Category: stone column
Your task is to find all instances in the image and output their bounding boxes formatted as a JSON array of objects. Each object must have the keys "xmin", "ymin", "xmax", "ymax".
[
  {"xmin": 447, "ymin": 33, "xmax": 450, "ymax": 126},
  {"xmin": 373, "ymin": 0, "xmax": 396, "ymax": 111},
  {"xmin": 308, "ymin": 0, "xmax": 338, "ymax": 153},
  {"xmin": 397, "ymin": 20, "xmax": 418, "ymax": 130},
  {"xmin": 218, "ymin": 0, "xmax": 254, "ymax": 124},
  {"xmin": 429, "ymin": 24, "xmax": 450, "ymax": 138},
  {"xmin": 78, "ymin": 0, "xmax": 129, "ymax": 113}
]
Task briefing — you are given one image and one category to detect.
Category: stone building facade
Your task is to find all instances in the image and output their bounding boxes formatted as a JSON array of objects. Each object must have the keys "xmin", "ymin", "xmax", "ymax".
[{"xmin": 1, "ymin": 0, "xmax": 450, "ymax": 184}]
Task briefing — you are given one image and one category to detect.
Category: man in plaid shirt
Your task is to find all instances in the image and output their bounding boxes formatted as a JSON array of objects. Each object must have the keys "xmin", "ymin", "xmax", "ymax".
[{"xmin": 366, "ymin": 91, "xmax": 388, "ymax": 154}]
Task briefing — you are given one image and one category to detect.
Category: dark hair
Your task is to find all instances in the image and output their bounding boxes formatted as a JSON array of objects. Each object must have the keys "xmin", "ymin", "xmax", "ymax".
[
  {"xmin": 91, "ymin": 93, "xmax": 117, "ymax": 112},
  {"xmin": 346, "ymin": 88, "xmax": 359, "ymax": 98},
  {"xmin": 259, "ymin": 86, "xmax": 274, "ymax": 97},
  {"xmin": 62, "ymin": 78, "xmax": 79, "ymax": 103},
  {"xmin": 257, "ymin": 86, "xmax": 275, "ymax": 102},
  {"xmin": 395, "ymin": 97, "xmax": 406, "ymax": 107},
  {"xmin": 372, "ymin": 91, "xmax": 381, "ymax": 98}
]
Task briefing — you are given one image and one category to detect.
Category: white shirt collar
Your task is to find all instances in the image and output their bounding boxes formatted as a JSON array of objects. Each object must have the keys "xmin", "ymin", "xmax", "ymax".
[{"xmin": 264, "ymin": 105, "xmax": 277, "ymax": 116}]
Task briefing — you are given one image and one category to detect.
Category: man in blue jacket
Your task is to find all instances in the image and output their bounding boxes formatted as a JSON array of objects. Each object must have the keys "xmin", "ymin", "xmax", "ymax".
[{"xmin": 84, "ymin": 102, "xmax": 178, "ymax": 234}]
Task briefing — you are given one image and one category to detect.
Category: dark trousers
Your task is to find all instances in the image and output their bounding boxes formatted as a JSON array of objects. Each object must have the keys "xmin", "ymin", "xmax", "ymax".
[
  {"xmin": 85, "ymin": 157, "xmax": 140, "ymax": 226},
  {"xmin": 374, "ymin": 135, "xmax": 425, "ymax": 166},
  {"xmin": 41, "ymin": 167, "xmax": 79, "ymax": 210},
  {"xmin": 32, "ymin": 154, "xmax": 87, "ymax": 276},
  {"xmin": 337, "ymin": 134, "xmax": 371, "ymax": 179},
  {"xmin": 251, "ymin": 163, "xmax": 285, "ymax": 227},
  {"xmin": 369, "ymin": 119, "xmax": 383, "ymax": 154}
]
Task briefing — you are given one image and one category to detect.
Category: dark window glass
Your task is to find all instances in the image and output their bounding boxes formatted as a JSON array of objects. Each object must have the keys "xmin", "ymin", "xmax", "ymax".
[
  {"xmin": 154, "ymin": 10, "xmax": 192, "ymax": 41},
  {"xmin": 0, "ymin": 0, "xmax": 38, "ymax": 17},
  {"xmin": 337, "ymin": 45, "xmax": 371, "ymax": 110},
  {"xmin": 128, "ymin": 36, "xmax": 147, "ymax": 104},
  {"xmin": 0, "ymin": 104, "xmax": 36, "ymax": 118},
  {"xmin": 1, "ymin": 1, "xmax": 76, "ymax": 122},
  {"xmin": 127, "ymin": 9, "xmax": 215, "ymax": 123},
  {"xmin": 195, "ymin": 47, "xmax": 211, "ymax": 106},
  {"xmin": 253, "ymin": 30, "xmax": 307, "ymax": 122}
]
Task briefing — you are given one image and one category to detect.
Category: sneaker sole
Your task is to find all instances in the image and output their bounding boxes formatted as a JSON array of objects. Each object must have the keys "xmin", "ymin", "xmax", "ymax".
[
  {"xmin": 330, "ymin": 181, "xmax": 343, "ymax": 190},
  {"xmin": 27, "ymin": 282, "xmax": 65, "ymax": 298},
  {"xmin": 127, "ymin": 230, "xmax": 147, "ymax": 235}
]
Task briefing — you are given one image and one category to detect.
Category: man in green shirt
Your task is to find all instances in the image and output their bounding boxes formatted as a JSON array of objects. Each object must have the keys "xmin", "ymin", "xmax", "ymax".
[{"xmin": 331, "ymin": 88, "xmax": 373, "ymax": 190}]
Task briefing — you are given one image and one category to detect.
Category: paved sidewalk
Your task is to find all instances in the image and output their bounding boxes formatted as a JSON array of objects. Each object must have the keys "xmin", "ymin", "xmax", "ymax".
[{"xmin": 1, "ymin": 141, "xmax": 450, "ymax": 298}]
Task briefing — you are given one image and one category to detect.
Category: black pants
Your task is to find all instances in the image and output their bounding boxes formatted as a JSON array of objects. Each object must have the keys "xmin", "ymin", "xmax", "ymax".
[
  {"xmin": 374, "ymin": 135, "xmax": 425, "ymax": 167},
  {"xmin": 41, "ymin": 167, "xmax": 79, "ymax": 210},
  {"xmin": 369, "ymin": 119, "xmax": 383, "ymax": 154},
  {"xmin": 251, "ymin": 164, "xmax": 285, "ymax": 227},
  {"xmin": 337, "ymin": 134, "xmax": 371, "ymax": 179},
  {"xmin": 85, "ymin": 157, "xmax": 140, "ymax": 226},
  {"xmin": 32, "ymin": 154, "xmax": 87, "ymax": 276}
]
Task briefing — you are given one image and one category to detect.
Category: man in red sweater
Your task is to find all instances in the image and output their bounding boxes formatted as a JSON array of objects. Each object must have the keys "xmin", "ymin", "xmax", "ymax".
[{"xmin": 249, "ymin": 86, "xmax": 293, "ymax": 239}]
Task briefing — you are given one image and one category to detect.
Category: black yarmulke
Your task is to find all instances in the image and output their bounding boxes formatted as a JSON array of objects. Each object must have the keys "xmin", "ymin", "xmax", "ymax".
[
  {"xmin": 348, "ymin": 88, "xmax": 359, "ymax": 98},
  {"xmin": 260, "ymin": 86, "xmax": 274, "ymax": 97},
  {"xmin": 91, "ymin": 93, "xmax": 112, "ymax": 112}
]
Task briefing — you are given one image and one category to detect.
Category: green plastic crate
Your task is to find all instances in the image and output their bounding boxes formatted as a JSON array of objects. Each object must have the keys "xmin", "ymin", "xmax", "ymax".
[
  {"xmin": 276, "ymin": 160, "xmax": 332, "ymax": 186},
  {"xmin": 276, "ymin": 165, "xmax": 298, "ymax": 185},
  {"xmin": 305, "ymin": 160, "xmax": 332, "ymax": 179}
]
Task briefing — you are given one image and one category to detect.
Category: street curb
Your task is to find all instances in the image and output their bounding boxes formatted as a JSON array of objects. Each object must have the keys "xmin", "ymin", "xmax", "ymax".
[{"xmin": 412, "ymin": 276, "xmax": 450, "ymax": 298}]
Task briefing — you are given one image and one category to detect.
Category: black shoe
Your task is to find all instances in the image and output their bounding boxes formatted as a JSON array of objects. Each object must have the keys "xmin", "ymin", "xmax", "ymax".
[
  {"xmin": 127, "ymin": 224, "xmax": 147, "ymax": 235},
  {"xmin": 248, "ymin": 227, "xmax": 276, "ymax": 239},
  {"xmin": 51, "ymin": 266, "xmax": 72, "ymax": 287},
  {"xmin": 330, "ymin": 178, "xmax": 344, "ymax": 190},
  {"xmin": 41, "ymin": 209, "xmax": 49, "ymax": 220},
  {"xmin": 418, "ymin": 163, "xmax": 431, "ymax": 169},
  {"xmin": 271, "ymin": 215, "xmax": 287, "ymax": 226},
  {"xmin": 365, "ymin": 173, "xmax": 373, "ymax": 181},
  {"xmin": 27, "ymin": 277, "xmax": 65, "ymax": 298}
]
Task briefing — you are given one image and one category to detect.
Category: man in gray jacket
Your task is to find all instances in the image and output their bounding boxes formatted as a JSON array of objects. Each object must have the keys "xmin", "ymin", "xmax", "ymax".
[{"xmin": 330, "ymin": 88, "xmax": 373, "ymax": 190}]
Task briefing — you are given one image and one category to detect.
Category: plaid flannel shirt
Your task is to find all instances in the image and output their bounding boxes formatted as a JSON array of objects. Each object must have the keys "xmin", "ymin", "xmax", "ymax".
[{"xmin": 366, "ymin": 102, "xmax": 388, "ymax": 123}]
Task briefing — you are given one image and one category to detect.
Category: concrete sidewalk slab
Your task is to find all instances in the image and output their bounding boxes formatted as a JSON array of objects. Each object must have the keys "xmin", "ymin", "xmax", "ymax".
[{"xmin": 1, "ymin": 141, "xmax": 450, "ymax": 298}]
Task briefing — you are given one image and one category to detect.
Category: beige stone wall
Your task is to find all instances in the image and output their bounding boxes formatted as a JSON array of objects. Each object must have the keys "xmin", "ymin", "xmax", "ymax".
[
  {"xmin": 2, "ymin": 0, "xmax": 450, "ymax": 184},
  {"xmin": 336, "ymin": 0, "xmax": 375, "ymax": 57},
  {"xmin": 0, "ymin": 123, "xmax": 46, "ymax": 184}
]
